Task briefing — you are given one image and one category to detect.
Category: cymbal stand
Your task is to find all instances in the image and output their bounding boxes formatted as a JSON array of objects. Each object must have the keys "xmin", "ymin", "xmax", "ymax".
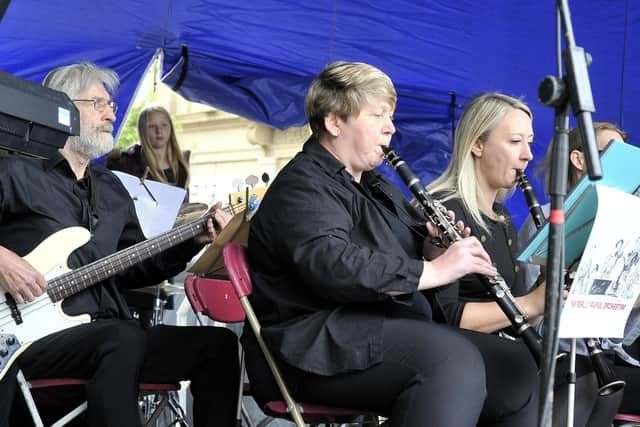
[
  {"xmin": 151, "ymin": 283, "xmax": 166, "ymax": 326},
  {"xmin": 141, "ymin": 282, "xmax": 183, "ymax": 427}
]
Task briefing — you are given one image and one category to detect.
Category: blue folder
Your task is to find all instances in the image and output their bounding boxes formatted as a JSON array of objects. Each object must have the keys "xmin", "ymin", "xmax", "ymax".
[{"xmin": 517, "ymin": 141, "xmax": 640, "ymax": 266}]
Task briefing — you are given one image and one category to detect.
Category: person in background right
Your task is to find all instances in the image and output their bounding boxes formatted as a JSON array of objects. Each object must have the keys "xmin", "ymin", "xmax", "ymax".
[{"xmin": 518, "ymin": 121, "xmax": 635, "ymax": 424}]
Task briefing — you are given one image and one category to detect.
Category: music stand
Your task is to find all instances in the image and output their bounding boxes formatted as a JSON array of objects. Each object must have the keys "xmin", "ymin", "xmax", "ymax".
[
  {"xmin": 519, "ymin": 140, "xmax": 636, "ymax": 425},
  {"xmin": 518, "ymin": 141, "xmax": 639, "ymax": 268},
  {"xmin": 112, "ymin": 171, "xmax": 185, "ymax": 238},
  {"xmin": 188, "ymin": 210, "xmax": 250, "ymax": 277}
]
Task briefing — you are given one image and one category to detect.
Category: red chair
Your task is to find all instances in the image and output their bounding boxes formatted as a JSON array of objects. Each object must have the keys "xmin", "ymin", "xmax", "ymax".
[
  {"xmin": 183, "ymin": 274, "xmax": 264, "ymax": 427},
  {"xmin": 614, "ymin": 412, "xmax": 640, "ymax": 426},
  {"xmin": 16, "ymin": 370, "xmax": 187, "ymax": 426},
  {"xmin": 184, "ymin": 275, "xmax": 245, "ymax": 325},
  {"xmin": 16, "ymin": 371, "xmax": 88, "ymax": 427},
  {"xmin": 222, "ymin": 242, "xmax": 378, "ymax": 427}
]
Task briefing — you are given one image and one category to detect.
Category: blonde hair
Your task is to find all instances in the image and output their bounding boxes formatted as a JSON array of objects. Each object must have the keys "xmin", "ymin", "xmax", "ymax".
[
  {"xmin": 428, "ymin": 92, "xmax": 532, "ymax": 233},
  {"xmin": 137, "ymin": 105, "xmax": 190, "ymax": 189},
  {"xmin": 305, "ymin": 61, "xmax": 396, "ymax": 139}
]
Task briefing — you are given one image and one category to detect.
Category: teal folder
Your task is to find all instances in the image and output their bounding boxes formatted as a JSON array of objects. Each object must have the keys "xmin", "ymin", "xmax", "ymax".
[{"xmin": 517, "ymin": 141, "xmax": 640, "ymax": 266}]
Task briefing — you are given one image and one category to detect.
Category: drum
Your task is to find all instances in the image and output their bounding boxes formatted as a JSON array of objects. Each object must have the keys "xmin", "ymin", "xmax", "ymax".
[{"xmin": 173, "ymin": 202, "xmax": 209, "ymax": 227}]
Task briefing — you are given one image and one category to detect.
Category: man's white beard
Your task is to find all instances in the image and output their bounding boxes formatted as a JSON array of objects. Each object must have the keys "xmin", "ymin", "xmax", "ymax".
[{"xmin": 67, "ymin": 124, "xmax": 114, "ymax": 160}]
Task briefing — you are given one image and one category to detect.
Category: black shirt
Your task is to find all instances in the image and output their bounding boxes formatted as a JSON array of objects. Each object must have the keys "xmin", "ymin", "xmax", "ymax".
[
  {"xmin": 0, "ymin": 153, "xmax": 203, "ymax": 319},
  {"xmin": 432, "ymin": 196, "xmax": 526, "ymax": 326},
  {"xmin": 244, "ymin": 137, "xmax": 430, "ymax": 376}
]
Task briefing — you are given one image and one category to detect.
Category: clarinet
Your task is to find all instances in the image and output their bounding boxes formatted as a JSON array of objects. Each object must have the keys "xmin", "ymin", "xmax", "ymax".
[
  {"xmin": 382, "ymin": 146, "xmax": 542, "ymax": 365},
  {"xmin": 516, "ymin": 170, "xmax": 625, "ymax": 396}
]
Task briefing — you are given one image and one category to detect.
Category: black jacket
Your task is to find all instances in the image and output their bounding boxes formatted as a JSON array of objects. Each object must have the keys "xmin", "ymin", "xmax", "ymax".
[{"xmin": 244, "ymin": 137, "xmax": 431, "ymax": 375}]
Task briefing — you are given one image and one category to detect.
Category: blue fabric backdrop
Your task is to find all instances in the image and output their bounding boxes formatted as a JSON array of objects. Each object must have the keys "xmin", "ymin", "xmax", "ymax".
[{"xmin": 0, "ymin": 0, "xmax": 637, "ymax": 227}]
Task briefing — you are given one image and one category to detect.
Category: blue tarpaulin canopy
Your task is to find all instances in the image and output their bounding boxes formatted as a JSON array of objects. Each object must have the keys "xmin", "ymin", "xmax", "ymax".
[{"xmin": 0, "ymin": 0, "xmax": 638, "ymax": 226}]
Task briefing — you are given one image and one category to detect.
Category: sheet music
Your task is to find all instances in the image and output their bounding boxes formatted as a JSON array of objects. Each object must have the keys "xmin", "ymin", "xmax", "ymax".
[
  {"xmin": 518, "ymin": 140, "xmax": 640, "ymax": 267},
  {"xmin": 112, "ymin": 171, "xmax": 186, "ymax": 238},
  {"xmin": 559, "ymin": 185, "xmax": 640, "ymax": 338}
]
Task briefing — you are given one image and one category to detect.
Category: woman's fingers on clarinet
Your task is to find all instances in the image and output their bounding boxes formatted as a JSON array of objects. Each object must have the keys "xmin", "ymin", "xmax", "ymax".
[
  {"xmin": 426, "ymin": 222, "xmax": 438, "ymax": 237},
  {"xmin": 458, "ymin": 255, "xmax": 496, "ymax": 277},
  {"xmin": 446, "ymin": 209, "xmax": 456, "ymax": 221},
  {"xmin": 469, "ymin": 254, "xmax": 497, "ymax": 277},
  {"xmin": 445, "ymin": 210, "xmax": 463, "ymax": 230},
  {"xmin": 426, "ymin": 222, "xmax": 448, "ymax": 243},
  {"xmin": 459, "ymin": 236, "xmax": 493, "ymax": 264},
  {"xmin": 449, "ymin": 239, "xmax": 496, "ymax": 276},
  {"xmin": 449, "ymin": 217, "xmax": 469, "ymax": 237},
  {"xmin": 459, "ymin": 223, "xmax": 471, "ymax": 237}
]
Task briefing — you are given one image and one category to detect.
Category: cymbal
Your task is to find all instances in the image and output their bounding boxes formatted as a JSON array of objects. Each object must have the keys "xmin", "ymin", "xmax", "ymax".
[
  {"xmin": 174, "ymin": 202, "xmax": 209, "ymax": 227},
  {"xmin": 127, "ymin": 282, "xmax": 185, "ymax": 297},
  {"xmin": 188, "ymin": 209, "xmax": 250, "ymax": 276}
]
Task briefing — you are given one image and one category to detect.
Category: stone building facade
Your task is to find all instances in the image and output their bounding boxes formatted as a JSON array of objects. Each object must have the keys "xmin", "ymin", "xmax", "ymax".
[{"xmin": 154, "ymin": 82, "xmax": 309, "ymax": 206}]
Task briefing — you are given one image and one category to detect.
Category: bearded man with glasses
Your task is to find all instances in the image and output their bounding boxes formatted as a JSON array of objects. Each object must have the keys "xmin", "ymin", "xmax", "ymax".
[{"xmin": 0, "ymin": 62, "xmax": 240, "ymax": 427}]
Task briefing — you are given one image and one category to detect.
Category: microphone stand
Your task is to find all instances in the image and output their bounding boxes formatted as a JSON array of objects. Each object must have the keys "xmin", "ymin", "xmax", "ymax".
[{"xmin": 537, "ymin": 1, "xmax": 602, "ymax": 425}]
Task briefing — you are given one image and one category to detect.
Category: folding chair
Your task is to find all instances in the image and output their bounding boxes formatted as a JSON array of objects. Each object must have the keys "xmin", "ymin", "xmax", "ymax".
[
  {"xmin": 16, "ymin": 371, "xmax": 88, "ymax": 427},
  {"xmin": 222, "ymin": 242, "xmax": 379, "ymax": 427},
  {"xmin": 138, "ymin": 382, "xmax": 187, "ymax": 427},
  {"xmin": 183, "ymin": 274, "xmax": 261, "ymax": 427},
  {"xmin": 16, "ymin": 370, "xmax": 187, "ymax": 427},
  {"xmin": 614, "ymin": 413, "xmax": 640, "ymax": 426}
]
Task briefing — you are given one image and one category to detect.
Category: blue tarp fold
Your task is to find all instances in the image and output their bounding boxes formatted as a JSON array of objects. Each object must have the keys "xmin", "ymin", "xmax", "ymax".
[{"xmin": 0, "ymin": 0, "xmax": 637, "ymax": 225}]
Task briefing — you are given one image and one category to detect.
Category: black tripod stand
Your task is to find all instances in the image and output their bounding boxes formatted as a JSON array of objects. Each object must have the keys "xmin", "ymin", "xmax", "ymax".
[{"xmin": 536, "ymin": 1, "xmax": 603, "ymax": 425}]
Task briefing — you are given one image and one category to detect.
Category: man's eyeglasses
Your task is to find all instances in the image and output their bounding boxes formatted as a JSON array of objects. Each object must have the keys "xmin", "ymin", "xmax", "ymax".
[{"xmin": 72, "ymin": 98, "xmax": 118, "ymax": 114}]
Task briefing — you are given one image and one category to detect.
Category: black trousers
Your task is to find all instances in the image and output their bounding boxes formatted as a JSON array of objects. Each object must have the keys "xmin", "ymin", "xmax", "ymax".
[
  {"xmin": 1, "ymin": 319, "xmax": 240, "ymax": 427},
  {"xmin": 552, "ymin": 354, "xmax": 623, "ymax": 427},
  {"xmin": 244, "ymin": 318, "xmax": 539, "ymax": 427},
  {"xmin": 614, "ymin": 359, "xmax": 640, "ymax": 414}
]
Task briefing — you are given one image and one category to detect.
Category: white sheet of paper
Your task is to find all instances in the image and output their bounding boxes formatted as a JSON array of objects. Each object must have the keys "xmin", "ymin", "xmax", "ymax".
[
  {"xmin": 559, "ymin": 185, "xmax": 640, "ymax": 338},
  {"xmin": 112, "ymin": 171, "xmax": 186, "ymax": 238}
]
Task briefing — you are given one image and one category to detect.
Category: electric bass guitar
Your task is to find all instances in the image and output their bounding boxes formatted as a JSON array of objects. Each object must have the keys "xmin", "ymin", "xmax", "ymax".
[{"xmin": 0, "ymin": 211, "xmax": 214, "ymax": 380}]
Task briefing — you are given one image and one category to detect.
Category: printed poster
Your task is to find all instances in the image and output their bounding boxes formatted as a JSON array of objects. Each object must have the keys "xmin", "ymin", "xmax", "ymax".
[{"xmin": 559, "ymin": 185, "xmax": 640, "ymax": 338}]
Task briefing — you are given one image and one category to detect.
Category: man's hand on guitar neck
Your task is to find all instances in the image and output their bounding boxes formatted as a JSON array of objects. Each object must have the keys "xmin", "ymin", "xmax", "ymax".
[
  {"xmin": 213, "ymin": 201, "xmax": 233, "ymax": 230},
  {"xmin": 0, "ymin": 246, "xmax": 46, "ymax": 304},
  {"xmin": 193, "ymin": 202, "xmax": 233, "ymax": 244},
  {"xmin": 194, "ymin": 217, "xmax": 218, "ymax": 245}
]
